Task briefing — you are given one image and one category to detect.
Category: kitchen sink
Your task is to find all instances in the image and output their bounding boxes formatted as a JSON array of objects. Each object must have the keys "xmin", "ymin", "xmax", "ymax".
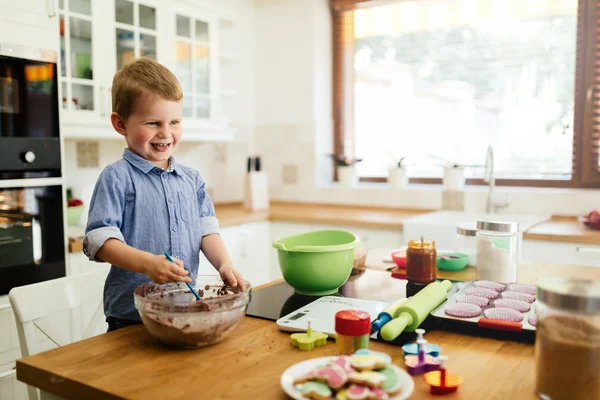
[{"xmin": 401, "ymin": 211, "xmax": 551, "ymax": 250}]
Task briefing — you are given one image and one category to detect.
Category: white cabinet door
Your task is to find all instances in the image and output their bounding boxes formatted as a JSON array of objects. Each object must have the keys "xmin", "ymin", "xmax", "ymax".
[
  {"xmin": 58, "ymin": 0, "xmax": 112, "ymax": 135},
  {"xmin": 0, "ymin": 1, "xmax": 58, "ymax": 50},
  {"xmin": 0, "ymin": 364, "xmax": 27, "ymax": 400},
  {"xmin": 309, "ymin": 224, "xmax": 404, "ymax": 250},
  {"xmin": 523, "ymin": 240, "xmax": 600, "ymax": 267},
  {"xmin": 242, "ymin": 222, "xmax": 271, "ymax": 287}
]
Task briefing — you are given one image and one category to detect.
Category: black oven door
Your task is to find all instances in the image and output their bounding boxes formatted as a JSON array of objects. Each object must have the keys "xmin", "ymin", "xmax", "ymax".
[{"xmin": 0, "ymin": 185, "xmax": 65, "ymax": 295}]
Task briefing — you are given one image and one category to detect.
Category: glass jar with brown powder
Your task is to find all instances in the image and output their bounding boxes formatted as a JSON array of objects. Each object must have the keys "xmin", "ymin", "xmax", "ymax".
[{"xmin": 535, "ymin": 277, "xmax": 600, "ymax": 400}]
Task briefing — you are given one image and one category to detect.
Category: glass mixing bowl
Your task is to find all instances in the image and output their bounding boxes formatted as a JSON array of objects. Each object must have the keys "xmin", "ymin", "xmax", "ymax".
[{"xmin": 134, "ymin": 275, "xmax": 251, "ymax": 348}]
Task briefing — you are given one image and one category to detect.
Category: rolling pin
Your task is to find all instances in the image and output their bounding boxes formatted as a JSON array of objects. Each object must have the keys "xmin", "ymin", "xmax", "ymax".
[
  {"xmin": 371, "ymin": 298, "xmax": 408, "ymax": 333},
  {"xmin": 380, "ymin": 280, "xmax": 452, "ymax": 341}
]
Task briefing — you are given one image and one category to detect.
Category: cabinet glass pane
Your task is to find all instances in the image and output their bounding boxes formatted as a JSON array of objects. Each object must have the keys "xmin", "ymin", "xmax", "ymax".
[
  {"xmin": 139, "ymin": 4, "xmax": 156, "ymax": 30},
  {"xmin": 140, "ymin": 34, "xmax": 156, "ymax": 60},
  {"xmin": 194, "ymin": 45, "xmax": 209, "ymax": 94},
  {"xmin": 182, "ymin": 97, "xmax": 192, "ymax": 117},
  {"xmin": 175, "ymin": 42, "xmax": 191, "ymax": 93},
  {"xmin": 69, "ymin": 0, "xmax": 91, "ymax": 16},
  {"xmin": 115, "ymin": 0, "xmax": 134, "ymax": 25},
  {"xmin": 70, "ymin": 18, "xmax": 93, "ymax": 80},
  {"xmin": 196, "ymin": 97, "xmax": 209, "ymax": 119},
  {"xmin": 60, "ymin": 29, "xmax": 66, "ymax": 77},
  {"xmin": 72, "ymin": 84, "xmax": 94, "ymax": 111},
  {"xmin": 116, "ymin": 29, "xmax": 135, "ymax": 70},
  {"xmin": 176, "ymin": 15, "xmax": 190, "ymax": 38},
  {"xmin": 59, "ymin": 0, "xmax": 64, "ymax": 10},
  {"xmin": 195, "ymin": 20, "xmax": 208, "ymax": 43},
  {"xmin": 61, "ymin": 83, "xmax": 67, "ymax": 109}
]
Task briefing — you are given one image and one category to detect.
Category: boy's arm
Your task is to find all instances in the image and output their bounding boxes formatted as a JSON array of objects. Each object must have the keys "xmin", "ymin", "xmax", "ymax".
[
  {"xmin": 97, "ymin": 239, "xmax": 191, "ymax": 284},
  {"xmin": 195, "ymin": 173, "xmax": 246, "ymax": 289},
  {"xmin": 201, "ymin": 234, "xmax": 246, "ymax": 290},
  {"xmin": 83, "ymin": 167, "xmax": 190, "ymax": 284}
]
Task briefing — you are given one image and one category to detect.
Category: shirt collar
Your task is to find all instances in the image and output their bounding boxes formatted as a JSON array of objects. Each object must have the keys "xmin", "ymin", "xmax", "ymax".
[{"xmin": 122, "ymin": 148, "xmax": 185, "ymax": 176}]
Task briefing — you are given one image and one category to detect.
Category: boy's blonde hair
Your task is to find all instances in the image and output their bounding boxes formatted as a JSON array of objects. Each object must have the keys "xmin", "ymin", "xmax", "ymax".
[{"xmin": 112, "ymin": 58, "xmax": 183, "ymax": 120}]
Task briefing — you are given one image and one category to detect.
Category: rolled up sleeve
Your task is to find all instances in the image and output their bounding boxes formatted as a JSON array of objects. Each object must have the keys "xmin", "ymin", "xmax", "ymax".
[
  {"xmin": 83, "ymin": 167, "xmax": 127, "ymax": 261},
  {"xmin": 196, "ymin": 175, "xmax": 219, "ymax": 236}
]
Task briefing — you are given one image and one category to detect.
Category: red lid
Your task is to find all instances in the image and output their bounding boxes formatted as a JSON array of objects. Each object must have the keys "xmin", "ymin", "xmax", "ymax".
[{"xmin": 335, "ymin": 310, "xmax": 371, "ymax": 336}]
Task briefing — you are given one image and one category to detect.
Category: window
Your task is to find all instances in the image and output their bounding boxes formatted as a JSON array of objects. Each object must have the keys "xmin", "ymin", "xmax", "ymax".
[{"xmin": 331, "ymin": 0, "xmax": 600, "ymax": 188}]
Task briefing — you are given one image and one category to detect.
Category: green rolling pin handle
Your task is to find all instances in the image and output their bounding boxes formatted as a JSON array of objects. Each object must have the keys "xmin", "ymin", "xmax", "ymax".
[{"xmin": 380, "ymin": 312, "xmax": 414, "ymax": 342}]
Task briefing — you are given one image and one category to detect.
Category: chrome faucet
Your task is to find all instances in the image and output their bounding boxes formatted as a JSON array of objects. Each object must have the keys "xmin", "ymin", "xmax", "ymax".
[{"xmin": 484, "ymin": 145, "xmax": 494, "ymax": 214}]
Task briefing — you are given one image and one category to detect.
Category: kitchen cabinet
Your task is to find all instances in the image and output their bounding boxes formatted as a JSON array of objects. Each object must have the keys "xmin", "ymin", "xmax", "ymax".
[
  {"xmin": 522, "ymin": 240, "xmax": 600, "ymax": 268},
  {"xmin": 0, "ymin": 298, "xmax": 27, "ymax": 400},
  {"xmin": 200, "ymin": 222, "xmax": 274, "ymax": 288},
  {"xmin": 57, "ymin": 0, "xmax": 236, "ymax": 141},
  {"xmin": 309, "ymin": 223, "xmax": 404, "ymax": 250},
  {"xmin": 0, "ymin": 0, "xmax": 59, "ymax": 51}
]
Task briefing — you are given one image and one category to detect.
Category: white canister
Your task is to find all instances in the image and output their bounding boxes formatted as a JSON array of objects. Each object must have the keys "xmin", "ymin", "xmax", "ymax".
[
  {"xmin": 444, "ymin": 167, "xmax": 465, "ymax": 191},
  {"xmin": 337, "ymin": 166, "xmax": 357, "ymax": 187},
  {"xmin": 476, "ymin": 220, "xmax": 519, "ymax": 282},
  {"xmin": 388, "ymin": 167, "xmax": 408, "ymax": 188}
]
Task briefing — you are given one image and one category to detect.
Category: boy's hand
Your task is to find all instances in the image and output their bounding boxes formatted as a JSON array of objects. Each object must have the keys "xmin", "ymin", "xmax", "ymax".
[
  {"xmin": 146, "ymin": 254, "xmax": 191, "ymax": 284},
  {"xmin": 219, "ymin": 264, "xmax": 247, "ymax": 291}
]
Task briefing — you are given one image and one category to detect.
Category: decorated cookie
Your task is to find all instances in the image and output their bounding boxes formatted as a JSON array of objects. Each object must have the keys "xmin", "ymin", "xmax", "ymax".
[
  {"xmin": 330, "ymin": 356, "xmax": 356, "ymax": 374},
  {"xmin": 298, "ymin": 381, "xmax": 333, "ymax": 400},
  {"xmin": 294, "ymin": 365, "xmax": 348, "ymax": 390},
  {"xmin": 336, "ymin": 386, "xmax": 389, "ymax": 400},
  {"xmin": 350, "ymin": 349, "xmax": 391, "ymax": 371},
  {"xmin": 348, "ymin": 371, "xmax": 386, "ymax": 388},
  {"xmin": 345, "ymin": 384, "xmax": 371, "ymax": 400},
  {"xmin": 378, "ymin": 366, "xmax": 404, "ymax": 396}
]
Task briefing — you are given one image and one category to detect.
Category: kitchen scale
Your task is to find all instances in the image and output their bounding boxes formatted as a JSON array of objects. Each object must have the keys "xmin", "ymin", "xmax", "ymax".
[{"xmin": 276, "ymin": 296, "xmax": 390, "ymax": 337}]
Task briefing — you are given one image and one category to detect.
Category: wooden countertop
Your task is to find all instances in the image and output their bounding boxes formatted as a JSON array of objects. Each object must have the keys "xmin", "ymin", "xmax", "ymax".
[
  {"xmin": 16, "ymin": 262, "xmax": 600, "ymax": 399},
  {"xmin": 67, "ymin": 203, "xmax": 600, "ymax": 253},
  {"xmin": 523, "ymin": 215, "xmax": 600, "ymax": 245}
]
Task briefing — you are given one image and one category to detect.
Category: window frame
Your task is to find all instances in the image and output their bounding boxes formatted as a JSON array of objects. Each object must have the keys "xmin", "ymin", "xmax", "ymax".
[{"xmin": 331, "ymin": 0, "xmax": 597, "ymax": 188}]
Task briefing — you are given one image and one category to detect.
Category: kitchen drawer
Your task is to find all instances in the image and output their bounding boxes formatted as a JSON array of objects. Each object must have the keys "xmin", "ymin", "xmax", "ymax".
[
  {"xmin": 0, "ymin": 299, "xmax": 21, "ymax": 367},
  {"xmin": 523, "ymin": 240, "xmax": 600, "ymax": 267}
]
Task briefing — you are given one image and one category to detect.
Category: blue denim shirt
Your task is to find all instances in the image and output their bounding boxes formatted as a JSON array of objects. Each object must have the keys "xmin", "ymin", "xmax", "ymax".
[{"xmin": 83, "ymin": 148, "xmax": 219, "ymax": 321}]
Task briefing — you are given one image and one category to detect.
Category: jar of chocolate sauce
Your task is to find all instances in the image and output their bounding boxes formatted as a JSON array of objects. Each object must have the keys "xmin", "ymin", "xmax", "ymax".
[{"xmin": 405, "ymin": 238, "xmax": 437, "ymax": 284}]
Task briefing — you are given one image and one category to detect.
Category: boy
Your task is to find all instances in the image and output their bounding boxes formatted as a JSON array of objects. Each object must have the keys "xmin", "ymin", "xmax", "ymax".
[{"xmin": 83, "ymin": 58, "xmax": 246, "ymax": 332}]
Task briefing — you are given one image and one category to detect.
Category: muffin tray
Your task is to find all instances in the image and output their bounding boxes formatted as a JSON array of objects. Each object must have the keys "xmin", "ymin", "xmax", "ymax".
[{"xmin": 430, "ymin": 280, "xmax": 538, "ymax": 335}]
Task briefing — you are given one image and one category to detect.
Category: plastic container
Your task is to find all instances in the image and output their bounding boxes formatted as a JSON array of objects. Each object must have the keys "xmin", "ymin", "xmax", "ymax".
[
  {"xmin": 535, "ymin": 277, "xmax": 600, "ymax": 400},
  {"xmin": 456, "ymin": 223, "xmax": 478, "ymax": 267},
  {"xmin": 335, "ymin": 310, "xmax": 370, "ymax": 355},
  {"xmin": 406, "ymin": 239, "xmax": 437, "ymax": 284},
  {"xmin": 475, "ymin": 220, "xmax": 519, "ymax": 282},
  {"xmin": 134, "ymin": 275, "xmax": 251, "ymax": 348}
]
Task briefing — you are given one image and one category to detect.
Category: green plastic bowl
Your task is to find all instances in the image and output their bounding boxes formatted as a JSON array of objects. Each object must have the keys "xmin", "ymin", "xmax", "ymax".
[
  {"xmin": 437, "ymin": 252, "xmax": 469, "ymax": 271},
  {"xmin": 272, "ymin": 230, "xmax": 361, "ymax": 295}
]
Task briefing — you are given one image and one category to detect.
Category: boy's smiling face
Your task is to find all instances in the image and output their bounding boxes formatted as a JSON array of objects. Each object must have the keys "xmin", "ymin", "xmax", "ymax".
[{"xmin": 111, "ymin": 92, "xmax": 182, "ymax": 169}]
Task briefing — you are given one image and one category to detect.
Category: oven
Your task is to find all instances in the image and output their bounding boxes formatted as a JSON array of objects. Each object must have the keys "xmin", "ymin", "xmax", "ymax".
[{"xmin": 0, "ymin": 42, "xmax": 64, "ymax": 296}]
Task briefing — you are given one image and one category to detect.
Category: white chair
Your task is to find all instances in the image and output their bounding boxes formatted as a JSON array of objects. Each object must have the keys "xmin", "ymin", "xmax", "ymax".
[{"xmin": 9, "ymin": 269, "xmax": 109, "ymax": 400}]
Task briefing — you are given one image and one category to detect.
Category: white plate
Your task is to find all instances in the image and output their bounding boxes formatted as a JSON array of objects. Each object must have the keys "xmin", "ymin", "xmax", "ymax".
[{"xmin": 280, "ymin": 356, "xmax": 415, "ymax": 400}]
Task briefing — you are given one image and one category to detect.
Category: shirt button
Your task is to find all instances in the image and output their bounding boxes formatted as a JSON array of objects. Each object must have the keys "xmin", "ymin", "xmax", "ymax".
[
  {"xmin": 169, "ymin": 197, "xmax": 174, "ymax": 203},
  {"xmin": 172, "ymin": 226, "xmax": 178, "ymax": 232},
  {"xmin": 162, "ymin": 173, "xmax": 167, "ymax": 179}
]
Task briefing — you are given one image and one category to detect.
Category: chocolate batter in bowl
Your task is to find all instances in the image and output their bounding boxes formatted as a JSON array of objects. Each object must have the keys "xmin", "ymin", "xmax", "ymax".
[{"xmin": 134, "ymin": 275, "xmax": 252, "ymax": 348}]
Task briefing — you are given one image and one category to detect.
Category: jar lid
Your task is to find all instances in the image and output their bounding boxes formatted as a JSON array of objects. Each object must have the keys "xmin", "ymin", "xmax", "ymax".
[
  {"xmin": 335, "ymin": 310, "xmax": 371, "ymax": 336},
  {"xmin": 407, "ymin": 239, "xmax": 436, "ymax": 249},
  {"xmin": 457, "ymin": 223, "xmax": 478, "ymax": 237},
  {"xmin": 537, "ymin": 277, "xmax": 600, "ymax": 313},
  {"xmin": 476, "ymin": 219, "xmax": 519, "ymax": 233}
]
